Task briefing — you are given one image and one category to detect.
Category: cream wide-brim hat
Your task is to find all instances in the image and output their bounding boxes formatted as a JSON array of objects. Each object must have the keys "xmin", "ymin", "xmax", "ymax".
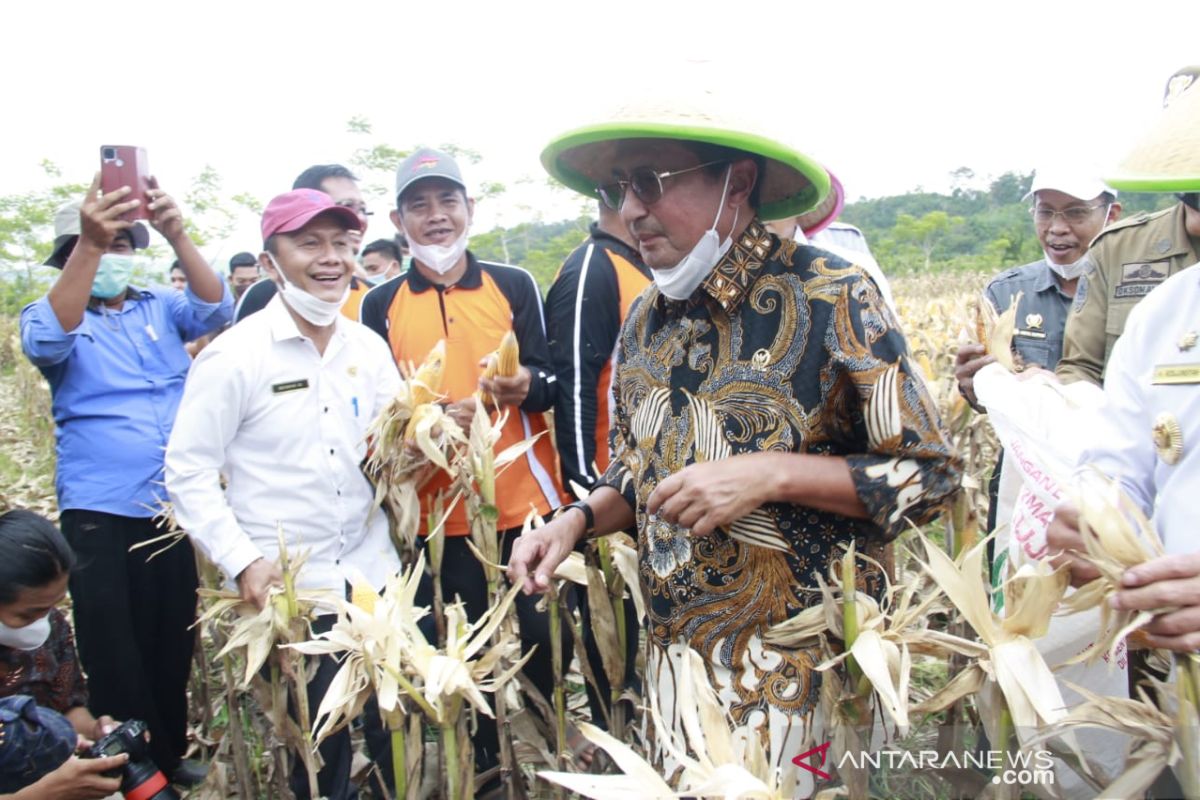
[
  {"xmin": 1107, "ymin": 66, "xmax": 1200, "ymax": 192},
  {"xmin": 540, "ymin": 90, "xmax": 831, "ymax": 222}
]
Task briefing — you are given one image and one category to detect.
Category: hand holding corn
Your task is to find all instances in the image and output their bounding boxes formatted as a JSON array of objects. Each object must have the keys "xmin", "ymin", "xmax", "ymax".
[
  {"xmin": 1112, "ymin": 553, "xmax": 1200, "ymax": 652},
  {"xmin": 1046, "ymin": 502, "xmax": 1101, "ymax": 587},
  {"xmin": 477, "ymin": 331, "xmax": 530, "ymax": 409}
]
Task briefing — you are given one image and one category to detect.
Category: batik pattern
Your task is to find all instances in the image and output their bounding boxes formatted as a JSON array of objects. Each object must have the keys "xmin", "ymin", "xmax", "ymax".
[{"xmin": 600, "ymin": 219, "xmax": 959, "ymax": 757}]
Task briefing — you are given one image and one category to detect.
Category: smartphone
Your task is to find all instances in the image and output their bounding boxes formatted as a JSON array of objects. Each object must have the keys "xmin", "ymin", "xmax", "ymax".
[{"xmin": 100, "ymin": 145, "xmax": 150, "ymax": 221}]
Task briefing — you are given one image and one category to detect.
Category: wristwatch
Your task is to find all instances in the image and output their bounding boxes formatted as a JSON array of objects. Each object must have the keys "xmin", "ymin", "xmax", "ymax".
[{"xmin": 558, "ymin": 500, "xmax": 595, "ymax": 537}]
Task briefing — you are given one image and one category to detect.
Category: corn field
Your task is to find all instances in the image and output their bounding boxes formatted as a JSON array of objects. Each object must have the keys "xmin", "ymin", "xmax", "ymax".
[{"xmin": 0, "ymin": 270, "xmax": 1192, "ymax": 799}]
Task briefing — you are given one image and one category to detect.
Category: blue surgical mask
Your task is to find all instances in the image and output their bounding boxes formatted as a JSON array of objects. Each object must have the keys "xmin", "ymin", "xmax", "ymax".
[{"xmin": 92, "ymin": 253, "xmax": 134, "ymax": 300}]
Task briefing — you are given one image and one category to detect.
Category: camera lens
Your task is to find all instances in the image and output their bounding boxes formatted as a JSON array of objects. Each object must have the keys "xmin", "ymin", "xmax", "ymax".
[{"xmin": 102, "ymin": 147, "xmax": 116, "ymax": 160}]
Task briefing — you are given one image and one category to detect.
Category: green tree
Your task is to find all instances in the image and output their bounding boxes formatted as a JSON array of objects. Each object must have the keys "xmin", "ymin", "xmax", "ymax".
[
  {"xmin": 0, "ymin": 161, "xmax": 87, "ymax": 314},
  {"xmin": 890, "ymin": 210, "xmax": 965, "ymax": 270}
]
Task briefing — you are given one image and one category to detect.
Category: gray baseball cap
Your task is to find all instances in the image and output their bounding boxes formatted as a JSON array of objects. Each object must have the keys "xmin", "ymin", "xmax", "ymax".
[
  {"xmin": 44, "ymin": 200, "xmax": 149, "ymax": 269},
  {"xmin": 394, "ymin": 147, "xmax": 466, "ymax": 204}
]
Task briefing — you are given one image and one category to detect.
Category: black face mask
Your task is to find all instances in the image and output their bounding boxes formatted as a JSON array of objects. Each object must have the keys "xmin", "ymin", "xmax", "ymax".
[{"xmin": 1177, "ymin": 192, "xmax": 1200, "ymax": 212}]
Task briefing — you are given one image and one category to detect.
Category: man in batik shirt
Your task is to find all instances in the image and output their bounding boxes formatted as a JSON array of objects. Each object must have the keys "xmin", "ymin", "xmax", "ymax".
[{"xmin": 511, "ymin": 100, "xmax": 959, "ymax": 788}]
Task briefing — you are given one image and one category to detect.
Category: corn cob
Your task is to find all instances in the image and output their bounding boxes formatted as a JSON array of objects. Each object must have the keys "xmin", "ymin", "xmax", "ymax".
[
  {"xmin": 478, "ymin": 331, "xmax": 519, "ymax": 407},
  {"xmin": 409, "ymin": 339, "xmax": 446, "ymax": 408}
]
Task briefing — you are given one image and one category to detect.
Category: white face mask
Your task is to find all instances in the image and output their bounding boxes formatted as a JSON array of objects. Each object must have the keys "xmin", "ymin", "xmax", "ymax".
[
  {"xmin": 405, "ymin": 224, "xmax": 470, "ymax": 275},
  {"xmin": 1043, "ymin": 251, "xmax": 1091, "ymax": 281},
  {"xmin": 0, "ymin": 615, "xmax": 51, "ymax": 651},
  {"xmin": 267, "ymin": 253, "xmax": 349, "ymax": 327},
  {"xmin": 650, "ymin": 166, "xmax": 736, "ymax": 301}
]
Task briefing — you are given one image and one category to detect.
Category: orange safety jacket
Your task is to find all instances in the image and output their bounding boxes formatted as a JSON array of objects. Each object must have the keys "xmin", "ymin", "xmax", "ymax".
[{"xmin": 361, "ymin": 254, "xmax": 567, "ymax": 535}]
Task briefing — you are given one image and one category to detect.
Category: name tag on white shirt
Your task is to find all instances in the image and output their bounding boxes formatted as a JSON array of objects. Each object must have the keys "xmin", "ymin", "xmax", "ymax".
[{"xmin": 271, "ymin": 379, "xmax": 310, "ymax": 394}]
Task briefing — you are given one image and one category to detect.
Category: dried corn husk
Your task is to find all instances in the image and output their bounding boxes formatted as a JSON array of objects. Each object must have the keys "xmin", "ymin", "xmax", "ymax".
[
  {"xmin": 915, "ymin": 535, "xmax": 1074, "ymax": 743},
  {"xmin": 540, "ymin": 646, "xmax": 795, "ymax": 799},
  {"xmin": 407, "ymin": 339, "xmax": 446, "ymax": 408},
  {"xmin": 1029, "ymin": 680, "xmax": 1179, "ymax": 800},
  {"xmin": 196, "ymin": 533, "xmax": 328, "ymax": 687},
  {"xmin": 1060, "ymin": 473, "xmax": 1170, "ymax": 665},
  {"xmin": 973, "ymin": 291, "xmax": 1022, "ymax": 371}
]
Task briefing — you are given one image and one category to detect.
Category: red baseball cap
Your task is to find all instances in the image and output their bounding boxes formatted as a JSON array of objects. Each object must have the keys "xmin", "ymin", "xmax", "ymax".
[{"xmin": 260, "ymin": 189, "xmax": 362, "ymax": 243}]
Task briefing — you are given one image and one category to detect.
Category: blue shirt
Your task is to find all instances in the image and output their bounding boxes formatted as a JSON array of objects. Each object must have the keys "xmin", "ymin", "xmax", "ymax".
[
  {"xmin": 985, "ymin": 260, "xmax": 1072, "ymax": 370},
  {"xmin": 20, "ymin": 284, "xmax": 233, "ymax": 517}
]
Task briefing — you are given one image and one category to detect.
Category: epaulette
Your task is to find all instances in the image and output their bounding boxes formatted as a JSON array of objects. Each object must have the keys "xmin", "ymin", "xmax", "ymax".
[{"xmin": 1090, "ymin": 205, "xmax": 1175, "ymax": 245}]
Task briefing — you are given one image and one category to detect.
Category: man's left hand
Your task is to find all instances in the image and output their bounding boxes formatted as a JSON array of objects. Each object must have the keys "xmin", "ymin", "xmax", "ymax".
[
  {"xmin": 646, "ymin": 454, "xmax": 772, "ymax": 537},
  {"xmin": 145, "ymin": 177, "xmax": 186, "ymax": 243},
  {"xmin": 1113, "ymin": 553, "xmax": 1200, "ymax": 652},
  {"xmin": 479, "ymin": 364, "xmax": 531, "ymax": 408}
]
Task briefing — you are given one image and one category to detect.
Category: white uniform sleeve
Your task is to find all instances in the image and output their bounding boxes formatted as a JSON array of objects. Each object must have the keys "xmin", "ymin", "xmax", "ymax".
[
  {"xmin": 1075, "ymin": 307, "xmax": 1156, "ymax": 515},
  {"xmin": 165, "ymin": 344, "xmax": 263, "ymax": 580}
]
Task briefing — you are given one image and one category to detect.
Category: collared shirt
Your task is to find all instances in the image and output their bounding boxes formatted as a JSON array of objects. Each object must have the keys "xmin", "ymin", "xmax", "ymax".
[
  {"xmin": 600, "ymin": 219, "xmax": 959, "ymax": 716},
  {"xmin": 164, "ymin": 296, "xmax": 402, "ymax": 593},
  {"xmin": 985, "ymin": 260, "xmax": 1072, "ymax": 370},
  {"xmin": 0, "ymin": 610, "xmax": 87, "ymax": 714},
  {"xmin": 1077, "ymin": 264, "xmax": 1200, "ymax": 553},
  {"xmin": 20, "ymin": 285, "xmax": 233, "ymax": 516}
]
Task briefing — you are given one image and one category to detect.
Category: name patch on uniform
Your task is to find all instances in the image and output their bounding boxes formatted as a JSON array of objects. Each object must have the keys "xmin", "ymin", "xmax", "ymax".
[
  {"xmin": 1152, "ymin": 364, "xmax": 1200, "ymax": 385},
  {"xmin": 1015, "ymin": 329, "xmax": 1047, "ymax": 340},
  {"xmin": 271, "ymin": 379, "xmax": 310, "ymax": 394},
  {"xmin": 1116, "ymin": 284, "xmax": 1161, "ymax": 299}
]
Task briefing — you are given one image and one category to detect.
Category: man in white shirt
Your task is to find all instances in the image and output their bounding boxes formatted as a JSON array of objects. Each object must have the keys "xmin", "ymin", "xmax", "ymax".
[
  {"xmin": 165, "ymin": 188, "xmax": 401, "ymax": 800},
  {"xmin": 1048, "ymin": 67, "xmax": 1200, "ymax": 654}
]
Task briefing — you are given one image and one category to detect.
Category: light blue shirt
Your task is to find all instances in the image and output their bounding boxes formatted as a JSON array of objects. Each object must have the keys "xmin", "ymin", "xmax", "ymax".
[{"xmin": 20, "ymin": 284, "xmax": 233, "ymax": 517}]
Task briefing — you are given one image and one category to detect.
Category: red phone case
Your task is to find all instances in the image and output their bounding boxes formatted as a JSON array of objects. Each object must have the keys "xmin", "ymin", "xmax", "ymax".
[{"xmin": 99, "ymin": 146, "xmax": 150, "ymax": 221}]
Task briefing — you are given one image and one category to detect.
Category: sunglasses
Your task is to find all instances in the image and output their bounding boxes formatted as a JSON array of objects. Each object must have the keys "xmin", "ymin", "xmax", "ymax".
[
  {"xmin": 1177, "ymin": 192, "xmax": 1200, "ymax": 212},
  {"xmin": 596, "ymin": 160, "xmax": 725, "ymax": 211}
]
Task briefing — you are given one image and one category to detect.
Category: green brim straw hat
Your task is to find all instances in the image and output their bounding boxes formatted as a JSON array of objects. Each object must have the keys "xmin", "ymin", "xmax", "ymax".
[
  {"xmin": 1106, "ymin": 66, "xmax": 1200, "ymax": 192},
  {"xmin": 540, "ymin": 93, "xmax": 831, "ymax": 221}
]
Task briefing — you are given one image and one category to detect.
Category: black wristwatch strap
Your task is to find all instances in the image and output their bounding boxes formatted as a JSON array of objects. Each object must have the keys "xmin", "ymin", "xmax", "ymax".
[{"xmin": 560, "ymin": 500, "xmax": 595, "ymax": 536}]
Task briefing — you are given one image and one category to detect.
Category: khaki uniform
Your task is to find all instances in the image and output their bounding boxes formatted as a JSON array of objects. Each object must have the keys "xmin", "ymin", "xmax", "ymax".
[{"xmin": 1057, "ymin": 203, "xmax": 1199, "ymax": 386}]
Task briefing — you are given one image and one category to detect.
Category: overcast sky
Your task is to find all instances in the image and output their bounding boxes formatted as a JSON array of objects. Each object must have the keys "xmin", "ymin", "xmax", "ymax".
[{"xmin": 3, "ymin": 0, "xmax": 1193, "ymax": 264}]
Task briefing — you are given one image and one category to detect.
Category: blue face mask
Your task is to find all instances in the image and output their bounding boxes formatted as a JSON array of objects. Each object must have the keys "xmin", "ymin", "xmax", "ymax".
[{"xmin": 92, "ymin": 253, "xmax": 134, "ymax": 300}]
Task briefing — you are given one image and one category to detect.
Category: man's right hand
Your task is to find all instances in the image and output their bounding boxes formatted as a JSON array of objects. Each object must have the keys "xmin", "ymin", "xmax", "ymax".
[
  {"xmin": 507, "ymin": 512, "xmax": 587, "ymax": 595},
  {"xmin": 79, "ymin": 173, "xmax": 140, "ymax": 252},
  {"xmin": 1047, "ymin": 502, "xmax": 1101, "ymax": 587},
  {"xmin": 953, "ymin": 343, "xmax": 995, "ymax": 410},
  {"xmin": 236, "ymin": 558, "xmax": 284, "ymax": 611},
  {"xmin": 19, "ymin": 754, "xmax": 126, "ymax": 800}
]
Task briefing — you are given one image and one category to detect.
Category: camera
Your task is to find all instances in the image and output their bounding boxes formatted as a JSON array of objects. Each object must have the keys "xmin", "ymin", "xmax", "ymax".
[
  {"xmin": 102, "ymin": 147, "xmax": 117, "ymax": 160},
  {"xmin": 87, "ymin": 719, "xmax": 181, "ymax": 800}
]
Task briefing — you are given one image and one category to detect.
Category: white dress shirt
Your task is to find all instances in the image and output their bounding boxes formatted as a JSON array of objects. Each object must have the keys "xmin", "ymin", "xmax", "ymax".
[
  {"xmin": 165, "ymin": 295, "xmax": 402, "ymax": 592},
  {"xmin": 1077, "ymin": 264, "xmax": 1200, "ymax": 554}
]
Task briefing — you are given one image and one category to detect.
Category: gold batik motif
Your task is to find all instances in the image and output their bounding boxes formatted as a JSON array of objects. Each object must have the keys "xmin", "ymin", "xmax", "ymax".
[{"xmin": 600, "ymin": 219, "xmax": 959, "ymax": 755}]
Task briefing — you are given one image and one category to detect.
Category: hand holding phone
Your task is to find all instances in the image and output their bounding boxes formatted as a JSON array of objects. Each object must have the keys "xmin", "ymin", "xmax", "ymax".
[{"xmin": 100, "ymin": 146, "xmax": 150, "ymax": 221}]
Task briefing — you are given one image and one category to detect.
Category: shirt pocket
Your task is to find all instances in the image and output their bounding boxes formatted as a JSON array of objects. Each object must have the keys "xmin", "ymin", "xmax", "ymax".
[
  {"xmin": 1012, "ymin": 337, "xmax": 1053, "ymax": 371},
  {"xmin": 137, "ymin": 322, "xmax": 192, "ymax": 379}
]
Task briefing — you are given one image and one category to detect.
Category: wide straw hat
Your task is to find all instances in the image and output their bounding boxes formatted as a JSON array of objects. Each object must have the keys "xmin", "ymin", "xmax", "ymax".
[
  {"xmin": 1107, "ymin": 66, "xmax": 1200, "ymax": 192},
  {"xmin": 541, "ymin": 86, "xmax": 830, "ymax": 221}
]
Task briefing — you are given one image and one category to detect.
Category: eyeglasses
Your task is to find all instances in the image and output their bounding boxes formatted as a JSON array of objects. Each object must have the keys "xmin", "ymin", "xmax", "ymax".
[
  {"xmin": 1177, "ymin": 192, "xmax": 1200, "ymax": 212},
  {"xmin": 335, "ymin": 199, "xmax": 374, "ymax": 218},
  {"xmin": 596, "ymin": 160, "xmax": 726, "ymax": 211},
  {"xmin": 1029, "ymin": 204, "xmax": 1106, "ymax": 225}
]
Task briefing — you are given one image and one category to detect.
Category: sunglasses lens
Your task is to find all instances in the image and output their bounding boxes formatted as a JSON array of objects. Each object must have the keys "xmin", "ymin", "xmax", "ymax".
[
  {"xmin": 628, "ymin": 167, "xmax": 663, "ymax": 205},
  {"xmin": 597, "ymin": 183, "xmax": 622, "ymax": 210}
]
